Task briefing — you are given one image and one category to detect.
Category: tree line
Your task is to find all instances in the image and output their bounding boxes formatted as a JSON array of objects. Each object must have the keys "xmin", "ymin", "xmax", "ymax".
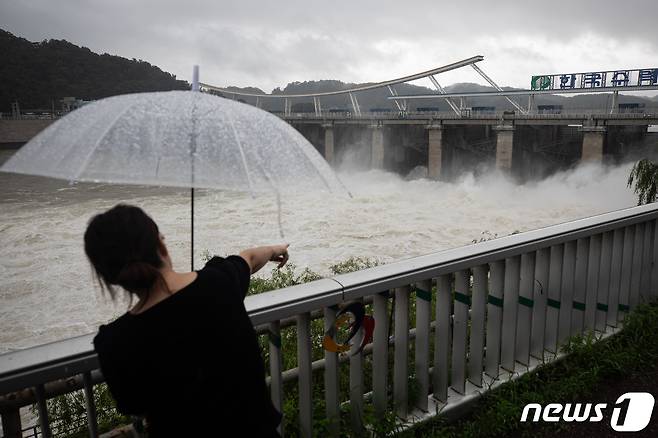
[{"xmin": 0, "ymin": 29, "xmax": 189, "ymax": 112}]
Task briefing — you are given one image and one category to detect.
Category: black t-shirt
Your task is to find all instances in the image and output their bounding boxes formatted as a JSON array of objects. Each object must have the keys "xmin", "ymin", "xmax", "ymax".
[{"xmin": 93, "ymin": 256, "xmax": 281, "ymax": 437}]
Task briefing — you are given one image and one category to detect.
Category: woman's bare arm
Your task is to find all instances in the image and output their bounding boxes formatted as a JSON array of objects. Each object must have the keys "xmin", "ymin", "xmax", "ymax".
[{"xmin": 239, "ymin": 244, "xmax": 289, "ymax": 274}]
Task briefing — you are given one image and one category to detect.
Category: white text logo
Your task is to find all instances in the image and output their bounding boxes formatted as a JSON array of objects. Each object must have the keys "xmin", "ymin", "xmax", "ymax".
[{"xmin": 520, "ymin": 392, "xmax": 654, "ymax": 432}]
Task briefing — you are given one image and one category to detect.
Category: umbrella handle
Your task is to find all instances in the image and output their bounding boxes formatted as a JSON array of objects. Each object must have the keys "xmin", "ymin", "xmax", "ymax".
[
  {"xmin": 276, "ymin": 191, "xmax": 285, "ymax": 239},
  {"xmin": 191, "ymin": 187, "xmax": 194, "ymax": 271},
  {"xmin": 192, "ymin": 65, "xmax": 200, "ymax": 92}
]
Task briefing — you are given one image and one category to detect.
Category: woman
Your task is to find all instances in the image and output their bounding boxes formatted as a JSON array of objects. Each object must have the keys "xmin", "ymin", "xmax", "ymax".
[{"xmin": 85, "ymin": 204, "xmax": 287, "ymax": 437}]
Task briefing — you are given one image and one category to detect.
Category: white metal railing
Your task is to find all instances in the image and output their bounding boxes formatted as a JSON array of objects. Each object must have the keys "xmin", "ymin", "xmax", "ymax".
[{"xmin": 2, "ymin": 203, "xmax": 658, "ymax": 437}]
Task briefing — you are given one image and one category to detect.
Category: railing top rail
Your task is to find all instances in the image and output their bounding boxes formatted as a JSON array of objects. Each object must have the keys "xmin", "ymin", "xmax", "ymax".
[
  {"xmin": 199, "ymin": 56, "xmax": 484, "ymax": 99},
  {"xmin": 0, "ymin": 334, "xmax": 98, "ymax": 395},
  {"xmin": 2, "ymin": 202, "xmax": 657, "ymax": 395}
]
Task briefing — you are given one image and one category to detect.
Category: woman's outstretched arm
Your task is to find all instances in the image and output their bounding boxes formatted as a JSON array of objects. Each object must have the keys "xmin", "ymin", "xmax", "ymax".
[{"xmin": 239, "ymin": 244, "xmax": 289, "ymax": 274}]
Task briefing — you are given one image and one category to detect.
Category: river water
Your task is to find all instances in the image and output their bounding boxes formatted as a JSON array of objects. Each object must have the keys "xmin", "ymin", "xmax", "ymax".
[{"xmin": 0, "ymin": 148, "xmax": 637, "ymax": 354}]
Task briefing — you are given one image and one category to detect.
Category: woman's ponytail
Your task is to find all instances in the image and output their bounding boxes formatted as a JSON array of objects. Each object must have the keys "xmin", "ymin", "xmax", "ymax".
[{"xmin": 116, "ymin": 261, "xmax": 162, "ymax": 296}]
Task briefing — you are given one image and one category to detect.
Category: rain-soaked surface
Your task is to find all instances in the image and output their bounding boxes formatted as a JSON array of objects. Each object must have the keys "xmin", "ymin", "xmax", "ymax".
[{"xmin": 0, "ymin": 147, "xmax": 638, "ymax": 353}]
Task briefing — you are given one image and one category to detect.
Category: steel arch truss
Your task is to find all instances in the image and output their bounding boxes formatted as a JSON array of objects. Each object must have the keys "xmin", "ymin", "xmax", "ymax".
[{"xmin": 200, "ymin": 55, "xmax": 491, "ymax": 117}]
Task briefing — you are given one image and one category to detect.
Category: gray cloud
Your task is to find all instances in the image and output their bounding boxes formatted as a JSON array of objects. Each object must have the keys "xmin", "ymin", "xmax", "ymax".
[{"xmin": 1, "ymin": 0, "xmax": 657, "ymax": 92}]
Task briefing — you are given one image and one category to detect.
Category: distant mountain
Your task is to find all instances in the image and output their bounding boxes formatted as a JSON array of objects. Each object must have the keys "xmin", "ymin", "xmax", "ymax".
[
  {"xmin": 224, "ymin": 85, "xmax": 266, "ymax": 95},
  {"xmin": 0, "ymin": 29, "xmax": 189, "ymax": 112}
]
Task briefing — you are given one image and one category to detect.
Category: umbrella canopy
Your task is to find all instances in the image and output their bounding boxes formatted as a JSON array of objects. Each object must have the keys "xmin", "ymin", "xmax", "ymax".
[
  {"xmin": 1, "ymin": 90, "xmax": 350, "ymax": 267},
  {"xmin": 1, "ymin": 90, "xmax": 346, "ymax": 195}
]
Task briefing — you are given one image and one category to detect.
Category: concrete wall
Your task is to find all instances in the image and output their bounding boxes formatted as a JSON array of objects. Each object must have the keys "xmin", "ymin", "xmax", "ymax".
[
  {"xmin": 385, "ymin": 125, "xmax": 426, "ymax": 174},
  {"xmin": 0, "ymin": 120, "xmax": 55, "ymax": 145},
  {"xmin": 605, "ymin": 125, "xmax": 652, "ymax": 163},
  {"xmin": 513, "ymin": 125, "xmax": 582, "ymax": 180},
  {"xmin": 441, "ymin": 125, "xmax": 496, "ymax": 179}
]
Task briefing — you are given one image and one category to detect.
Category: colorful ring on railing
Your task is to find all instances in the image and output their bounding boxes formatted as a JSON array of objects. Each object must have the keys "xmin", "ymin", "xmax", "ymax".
[{"xmin": 322, "ymin": 302, "xmax": 375, "ymax": 355}]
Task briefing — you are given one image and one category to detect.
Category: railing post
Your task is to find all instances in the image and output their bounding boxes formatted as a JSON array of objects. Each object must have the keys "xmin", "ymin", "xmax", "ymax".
[
  {"xmin": 372, "ymin": 291, "xmax": 390, "ymax": 419},
  {"xmin": 451, "ymin": 270, "xmax": 470, "ymax": 393},
  {"xmin": 501, "ymin": 257, "xmax": 521, "ymax": 372},
  {"xmin": 596, "ymin": 232, "xmax": 614, "ymax": 332},
  {"xmin": 82, "ymin": 371, "xmax": 99, "ymax": 438},
  {"xmin": 297, "ymin": 313, "xmax": 313, "ymax": 438},
  {"xmin": 607, "ymin": 228, "xmax": 625, "ymax": 327},
  {"xmin": 516, "ymin": 253, "xmax": 536, "ymax": 366},
  {"xmin": 468, "ymin": 265, "xmax": 488, "ymax": 387},
  {"xmin": 414, "ymin": 280, "xmax": 432, "ymax": 411},
  {"xmin": 323, "ymin": 308, "xmax": 340, "ymax": 436},
  {"xmin": 619, "ymin": 226, "xmax": 635, "ymax": 321},
  {"xmin": 393, "ymin": 286, "xmax": 410, "ymax": 418},
  {"xmin": 651, "ymin": 219, "xmax": 658, "ymax": 298},
  {"xmin": 585, "ymin": 235, "xmax": 602, "ymax": 331},
  {"xmin": 349, "ymin": 299, "xmax": 364, "ymax": 433},
  {"xmin": 433, "ymin": 274, "xmax": 452, "ymax": 402},
  {"xmin": 531, "ymin": 248, "xmax": 550, "ymax": 359},
  {"xmin": 35, "ymin": 384, "xmax": 52, "ymax": 438},
  {"xmin": 0, "ymin": 407, "xmax": 22, "ymax": 438},
  {"xmin": 630, "ymin": 223, "xmax": 645, "ymax": 309},
  {"xmin": 545, "ymin": 244, "xmax": 564, "ymax": 353},
  {"xmin": 640, "ymin": 221, "xmax": 654, "ymax": 302},
  {"xmin": 485, "ymin": 262, "xmax": 504, "ymax": 377},
  {"xmin": 558, "ymin": 241, "xmax": 576, "ymax": 343},
  {"xmin": 268, "ymin": 321, "xmax": 284, "ymax": 436},
  {"xmin": 572, "ymin": 238, "xmax": 590, "ymax": 334}
]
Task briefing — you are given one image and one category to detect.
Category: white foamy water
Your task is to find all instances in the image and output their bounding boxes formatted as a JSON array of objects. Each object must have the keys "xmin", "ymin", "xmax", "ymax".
[{"xmin": 0, "ymin": 149, "xmax": 637, "ymax": 353}]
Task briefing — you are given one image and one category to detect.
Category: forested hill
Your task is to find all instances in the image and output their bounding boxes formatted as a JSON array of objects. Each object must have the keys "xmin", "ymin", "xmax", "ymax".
[{"xmin": 0, "ymin": 29, "xmax": 189, "ymax": 112}]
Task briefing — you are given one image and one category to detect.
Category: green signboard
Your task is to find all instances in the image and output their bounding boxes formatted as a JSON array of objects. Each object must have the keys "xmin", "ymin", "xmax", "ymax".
[
  {"xmin": 530, "ymin": 68, "xmax": 658, "ymax": 91},
  {"xmin": 531, "ymin": 75, "xmax": 551, "ymax": 90}
]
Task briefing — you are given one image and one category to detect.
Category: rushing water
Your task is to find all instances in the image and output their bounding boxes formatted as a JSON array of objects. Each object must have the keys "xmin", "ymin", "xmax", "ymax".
[{"xmin": 0, "ymin": 148, "xmax": 637, "ymax": 354}]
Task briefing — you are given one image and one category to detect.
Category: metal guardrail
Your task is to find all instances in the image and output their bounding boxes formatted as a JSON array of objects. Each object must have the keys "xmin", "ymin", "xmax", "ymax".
[
  {"xmin": 2, "ymin": 109, "xmax": 655, "ymax": 123},
  {"xmin": 281, "ymin": 109, "xmax": 658, "ymax": 121},
  {"xmin": 2, "ymin": 203, "xmax": 658, "ymax": 437},
  {"xmin": 0, "ymin": 113, "xmax": 61, "ymax": 121}
]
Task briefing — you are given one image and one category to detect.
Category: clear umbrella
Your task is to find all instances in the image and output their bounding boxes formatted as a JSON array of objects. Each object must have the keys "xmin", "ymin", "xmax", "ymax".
[{"xmin": 1, "ymin": 75, "xmax": 349, "ymax": 268}]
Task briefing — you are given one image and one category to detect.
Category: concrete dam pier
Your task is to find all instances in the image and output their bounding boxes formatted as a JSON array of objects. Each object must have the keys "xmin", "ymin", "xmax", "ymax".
[{"xmin": 290, "ymin": 113, "xmax": 657, "ymax": 180}]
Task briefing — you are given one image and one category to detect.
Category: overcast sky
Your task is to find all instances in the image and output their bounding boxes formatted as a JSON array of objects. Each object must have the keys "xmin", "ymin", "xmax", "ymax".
[{"xmin": 2, "ymin": 0, "xmax": 657, "ymax": 94}]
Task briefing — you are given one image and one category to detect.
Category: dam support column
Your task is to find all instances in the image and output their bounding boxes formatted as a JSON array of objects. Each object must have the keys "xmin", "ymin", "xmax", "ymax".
[
  {"xmin": 371, "ymin": 124, "xmax": 384, "ymax": 170},
  {"xmin": 580, "ymin": 125, "xmax": 606, "ymax": 163},
  {"xmin": 426, "ymin": 123, "xmax": 444, "ymax": 179},
  {"xmin": 322, "ymin": 123, "xmax": 335, "ymax": 165},
  {"xmin": 494, "ymin": 123, "xmax": 515, "ymax": 172}
]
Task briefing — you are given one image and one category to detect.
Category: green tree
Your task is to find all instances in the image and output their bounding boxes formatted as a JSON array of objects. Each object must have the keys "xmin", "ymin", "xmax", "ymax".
[{"xmin": 628, "ymin": 158, "xmax": 658, "ymax": 205}]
